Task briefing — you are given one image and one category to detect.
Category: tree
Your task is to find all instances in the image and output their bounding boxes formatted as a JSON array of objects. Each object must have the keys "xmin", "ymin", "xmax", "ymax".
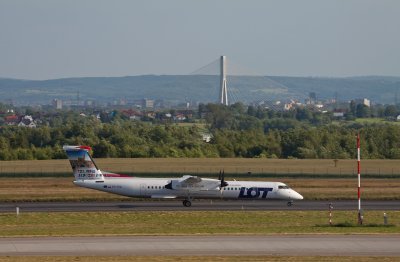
[
  {"xmin": 93, "ymin": 139, "xmax": 117, "ymax": 158},
  {"xmin": 384, "ymin": 105, "xmax": 398, "ymax": 117},
  {"xmin": 350, "ymin": 100, "xmax": 357, "ymax": 115},
  {"xmin": 356, "ymin": 104, "xmax": 370, "ymax": 118},
  {"xmin": 247, "ymin": 105, "xmax": 256, "ymax": 117}
]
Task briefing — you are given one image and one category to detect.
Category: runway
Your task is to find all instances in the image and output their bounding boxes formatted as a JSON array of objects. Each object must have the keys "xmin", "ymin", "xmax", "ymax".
[
  {"xmin": 0, "ymin": 200, "xmax": 399, "ymax": 212},
  {"xmin": 0, "ymin": 235, "xmax": 399, "ymax": 256}
]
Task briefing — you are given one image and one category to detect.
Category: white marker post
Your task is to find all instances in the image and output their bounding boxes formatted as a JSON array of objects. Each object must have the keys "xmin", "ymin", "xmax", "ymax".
[{"xmin": 357, "ymin": 134, "xmax": 363, "ymax": 225}]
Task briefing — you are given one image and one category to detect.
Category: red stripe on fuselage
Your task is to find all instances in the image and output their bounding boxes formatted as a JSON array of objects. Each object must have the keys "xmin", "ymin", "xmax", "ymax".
[{"xmin": 103, "ymin": 173, "xmax": 132, "ymax": 178}]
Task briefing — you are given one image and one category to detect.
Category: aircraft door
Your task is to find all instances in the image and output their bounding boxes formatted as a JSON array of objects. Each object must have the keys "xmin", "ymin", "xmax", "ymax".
[{"xmin": 140, "ymin": 184, "xmax": 147, "ymax": 196}]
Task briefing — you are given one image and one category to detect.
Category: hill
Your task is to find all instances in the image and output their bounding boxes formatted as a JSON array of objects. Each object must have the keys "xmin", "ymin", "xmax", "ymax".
[{"xmin": 1, "ymin": 75, "xmax": 399, "ymax": 105}]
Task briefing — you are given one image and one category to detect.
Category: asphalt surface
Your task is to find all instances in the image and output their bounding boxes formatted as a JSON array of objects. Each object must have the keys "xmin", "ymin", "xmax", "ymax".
[
  {"xmin": 1, "ymin": 235, "xmax": 399, "ymax": 256},
  {"xmin": 0, "ymin": 200, "xmax": 399, "ymax": 212}
]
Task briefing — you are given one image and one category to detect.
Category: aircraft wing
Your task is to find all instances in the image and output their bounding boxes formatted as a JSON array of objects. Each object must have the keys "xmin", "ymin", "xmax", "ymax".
[
  {"xmin": 179, "ymin": 175, "xmax": 202, "ymax": 185},
  {"xmin": 166, "ymin": 175, "xmax": 221, "ymax": 191}
]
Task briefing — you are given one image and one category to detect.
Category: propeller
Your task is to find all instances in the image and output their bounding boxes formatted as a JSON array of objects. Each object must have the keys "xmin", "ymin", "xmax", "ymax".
[{"xmin": 219, "ymin": 170, "xmax": 228, "ymax": 188}]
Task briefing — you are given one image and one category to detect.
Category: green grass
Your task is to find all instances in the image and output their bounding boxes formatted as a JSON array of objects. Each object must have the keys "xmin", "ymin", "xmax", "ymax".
[
  {"xmin": 0, "ymin": 211, "xmax": 398, "ymax": 237},
  {"xmin": 354, "ymin": 118, "xmax": 400, "ymax": 125}
]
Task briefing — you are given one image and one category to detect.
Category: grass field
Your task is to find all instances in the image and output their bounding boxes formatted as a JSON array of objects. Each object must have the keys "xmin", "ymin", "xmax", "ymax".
[
  {"xmin": 354, "ymin": 118, "xmax": 400, "ymax": 125},
  {"xmin": 1, "ymin": 158, "xmax": 400, "ymax": 176},
  {"xmin": 0, "ymin": 211, "xmax": 398, "ymax": 236}
]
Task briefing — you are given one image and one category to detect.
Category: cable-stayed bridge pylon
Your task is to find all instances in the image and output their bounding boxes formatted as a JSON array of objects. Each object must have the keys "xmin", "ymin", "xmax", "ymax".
[{"xmin": 189, "ymin": 56, "xmax": 290, "ymax": 105}]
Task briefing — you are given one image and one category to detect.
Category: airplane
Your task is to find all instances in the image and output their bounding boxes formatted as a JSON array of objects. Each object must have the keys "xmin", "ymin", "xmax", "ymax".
[{"xmin": 63, "ymin": 145, "xmax": 303, "ymax": 207}]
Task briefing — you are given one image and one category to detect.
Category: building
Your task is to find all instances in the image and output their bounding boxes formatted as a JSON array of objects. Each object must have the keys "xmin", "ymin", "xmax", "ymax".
[
  {"xmin": 121, "ymin": 109, "xmax": 143, "ymax": 120},
  {"xmin": 354, "ymin": 98, "xmax": 371, "ymax": 107},
  {"xmin": 52, "ymin": 99, "xmax": 62, "ymax": 109},
  {"xmin": 333, "ymin": 110, "xmax": 345, "ymax": 118},
  {"xmin": 142, "ymin": 99, "xmax": 154, "ymax": 109},
  {"xmin": 202, "ymin": 133, "xmax": 212, "ymax": 143},
  {"xmin": 4, "ymin": 115, "xmax": 19, "ymax": 125},
  {"xmin": 18, "ymin": 115, "xmax": 36, "ymax": 128}
]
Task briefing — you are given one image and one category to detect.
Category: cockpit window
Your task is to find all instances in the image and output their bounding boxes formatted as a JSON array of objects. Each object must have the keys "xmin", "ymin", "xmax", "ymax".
[{"xmin": 278, "ymin": 185, "xmax": 290, "ymax": 189}]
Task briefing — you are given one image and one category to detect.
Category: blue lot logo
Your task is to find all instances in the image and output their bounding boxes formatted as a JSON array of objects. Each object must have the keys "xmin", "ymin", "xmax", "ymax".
[{"xmin": 238, "ymin": 187, "xmax": 273, "ymax": 198}]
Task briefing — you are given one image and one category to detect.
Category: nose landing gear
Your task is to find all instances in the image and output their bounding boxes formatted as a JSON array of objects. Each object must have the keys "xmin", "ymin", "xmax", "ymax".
[
  {"xmin": 183, "ymin": 199, "xmax": 192, "ymax": 207},
  {"xmin": 287, "ymin": 200, "xmax": 293, "ymax": 207}
]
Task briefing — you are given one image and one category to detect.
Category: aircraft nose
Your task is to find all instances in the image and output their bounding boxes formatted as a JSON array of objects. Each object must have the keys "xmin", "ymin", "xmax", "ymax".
[{"xmin": 291, "ymin": 190, "xmax": 303, "ymax": 200}]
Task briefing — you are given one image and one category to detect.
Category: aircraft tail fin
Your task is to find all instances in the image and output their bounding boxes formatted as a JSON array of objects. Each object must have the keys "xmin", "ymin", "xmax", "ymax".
[{"xmin": 63, "ymin": 145, "xmax": 104, "ymax": 181}]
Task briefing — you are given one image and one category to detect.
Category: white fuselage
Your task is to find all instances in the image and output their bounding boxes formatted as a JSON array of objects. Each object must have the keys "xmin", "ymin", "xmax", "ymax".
[{"xmin": 74, "ymin": 177, "xmax": 303, "ymax": 201}]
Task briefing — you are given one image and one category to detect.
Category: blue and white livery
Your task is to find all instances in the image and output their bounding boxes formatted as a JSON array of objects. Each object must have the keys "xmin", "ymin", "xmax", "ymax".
[{"xmin": 63, "ymin": 145, "xmax": 303, "ymax": 207}]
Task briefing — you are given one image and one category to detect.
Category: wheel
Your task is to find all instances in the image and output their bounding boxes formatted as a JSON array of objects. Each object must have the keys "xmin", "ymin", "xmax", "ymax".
[
  {"xmin": 287, "ymin": 201, "xmax": 293, "ymax": 207},
  {"xmin": 183, "ymin": 200, "xmax": 192, "ymax": 207}
]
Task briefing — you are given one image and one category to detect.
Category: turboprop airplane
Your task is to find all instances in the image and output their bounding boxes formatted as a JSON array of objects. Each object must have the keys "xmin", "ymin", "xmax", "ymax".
[{"xmin": 63, "ymin": 145, "xmax": 303, "ymax": 207}]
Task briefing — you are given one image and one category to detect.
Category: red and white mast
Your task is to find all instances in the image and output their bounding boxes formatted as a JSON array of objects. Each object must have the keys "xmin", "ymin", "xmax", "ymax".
[{"xmin": 357, "ymin": 133, "xmax": 363, "ymax": 225}]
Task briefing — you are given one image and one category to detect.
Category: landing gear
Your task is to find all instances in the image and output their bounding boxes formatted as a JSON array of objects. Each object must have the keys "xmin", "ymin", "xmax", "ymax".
[
  {"xmin": 287, "ymin": 200, "xmax": 293, "ymax": 207},
  {"xmin": 183, "ymin": 199, "xmax": 192, "ymax": 207}
]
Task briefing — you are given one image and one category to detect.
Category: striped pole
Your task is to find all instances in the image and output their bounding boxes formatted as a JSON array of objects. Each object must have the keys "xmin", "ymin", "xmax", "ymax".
[{"xmin": 357, "ymin": 133, "xmax": 363, "ymax": 225}]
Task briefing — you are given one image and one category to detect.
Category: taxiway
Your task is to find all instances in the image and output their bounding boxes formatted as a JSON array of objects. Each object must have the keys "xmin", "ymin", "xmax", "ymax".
[{"xmin": 0, "ymin": 200, "xmax": 399, "ymax": 212}]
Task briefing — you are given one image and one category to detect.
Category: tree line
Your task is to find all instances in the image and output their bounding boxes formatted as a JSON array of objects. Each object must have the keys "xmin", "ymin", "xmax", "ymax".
[{"xmin": 1, "ymin": 103, "xmax": 400, "ymax": 160}]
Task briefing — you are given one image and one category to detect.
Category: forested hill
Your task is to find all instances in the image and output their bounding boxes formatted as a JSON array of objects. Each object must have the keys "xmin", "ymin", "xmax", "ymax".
[{"xmin": 0, "ymin": 75, "xmax": 399, "ymax": 105}]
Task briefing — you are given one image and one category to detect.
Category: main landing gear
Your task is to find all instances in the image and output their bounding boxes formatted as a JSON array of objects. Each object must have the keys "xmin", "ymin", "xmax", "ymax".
[
  {"xmin": 287, "ymin": 200, "xmax": 293, "ymax": 207},
  {"xmin": 183, "ymin": 199, "xmax": 192, "ymax": 207}
]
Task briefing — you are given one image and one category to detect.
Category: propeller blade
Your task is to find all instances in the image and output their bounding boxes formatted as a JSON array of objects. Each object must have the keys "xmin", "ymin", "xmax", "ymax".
[{"xmin": 220, "ymin": 169, "xmax": 228, "ymax": 188}]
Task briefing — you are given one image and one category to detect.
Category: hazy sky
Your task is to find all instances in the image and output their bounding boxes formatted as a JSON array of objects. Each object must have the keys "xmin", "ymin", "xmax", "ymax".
[{"xmin": 0, "ymin": 0, "xmax": 399, "ymax": 79}]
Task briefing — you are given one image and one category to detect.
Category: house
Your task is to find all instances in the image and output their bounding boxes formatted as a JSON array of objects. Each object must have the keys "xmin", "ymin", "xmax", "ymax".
[
  {"xmin": 333, "ymin": 109, "xmax": 346, "ymax": 118},
  {"xmin": 173, "ymin": 113, "xmax": 186, "ymax": 121},
  {"xmin": 121, "ymin": 109, "xmax": 143, "ymax": 120},
  {"xmin": 145, "ymin": 111, "xmax": 156, "ymax": 119},
  {"xmin": 202, "ymin": 133, "xmax": 212, "ymax": 143},
  {"xmin": 4, "ymin": 115, "xmax": 19, "ymax": 126},
  {"xmin": 17, "ymin": 115, "xmax": 37, "ymax": 128}
]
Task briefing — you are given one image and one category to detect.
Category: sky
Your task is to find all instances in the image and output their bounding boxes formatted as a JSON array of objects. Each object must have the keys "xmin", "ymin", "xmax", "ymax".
[{"xmin": 0, "ymin": 0, "xmax": 399, "ymax": 80}]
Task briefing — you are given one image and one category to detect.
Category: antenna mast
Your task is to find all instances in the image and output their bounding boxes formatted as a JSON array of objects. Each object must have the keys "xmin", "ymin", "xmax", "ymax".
[{"xmin": 357, "ymin": 133, "xmax": 363, "ymax": 225}]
